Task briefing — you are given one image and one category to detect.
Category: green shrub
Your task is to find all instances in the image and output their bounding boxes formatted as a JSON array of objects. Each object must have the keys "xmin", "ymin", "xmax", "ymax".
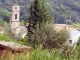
[
  {"xmin": 1, "ymin": 46, "xmax": 80, "ymax": 60},
  {"xmin": 0, "ymin": 34, "xmax": 14, "ymax": 41},
  {"xmin": 0, "ymin": 34, "xmax": 27, "ymax": 45},
  {"xmin": 27, "ymin": 0, "xmax": 53, "ymax": 47},
  {"xmin": 28, "ymin": 47, "xmax": 79, "ymax": 60},
  {"xmin": 27, "ymin": 22, "xmax": 70, "ymax": 49},
  {"xmin": 28, "ymin": 47, "xmax": 63, "ymax": 60},
  {"xmin": 76, "ymin": 46, "xmax": 80, "ymax": 60}
]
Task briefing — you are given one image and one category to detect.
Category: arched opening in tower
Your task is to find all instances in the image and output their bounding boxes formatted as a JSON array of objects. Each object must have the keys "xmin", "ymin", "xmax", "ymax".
[{"xmin": 15, "ymin": 14, "xmax": 17, "ymax": 19}]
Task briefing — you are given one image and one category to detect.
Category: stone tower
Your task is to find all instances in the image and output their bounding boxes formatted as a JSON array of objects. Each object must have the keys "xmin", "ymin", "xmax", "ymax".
[{"xmin": 11, "ymin": 4, "xmax": 20, "ymax": 29}]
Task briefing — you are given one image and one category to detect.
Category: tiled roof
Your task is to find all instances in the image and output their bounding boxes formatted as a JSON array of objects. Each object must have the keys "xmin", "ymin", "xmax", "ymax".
[{"xmin": 54, "ymin": 24, "xmax": 76, "ymax": 32}]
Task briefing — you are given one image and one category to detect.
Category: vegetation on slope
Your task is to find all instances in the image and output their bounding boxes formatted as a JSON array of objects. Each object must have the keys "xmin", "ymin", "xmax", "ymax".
[
  {"xmin": 0, "ymin": 0, "xmax": 80, "ymax": 60},
  {"xmin": 0, "ymin": 46, "xmax": 80, "ymax": 60},
  {"xmin": 0, "ymin": 0, "xmax": 80, "ymax": 23}
]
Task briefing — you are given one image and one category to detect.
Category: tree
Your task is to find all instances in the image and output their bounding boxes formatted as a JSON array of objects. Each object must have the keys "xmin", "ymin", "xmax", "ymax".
[
  {"xmin": 27, "ymin": 0, "xmax": 52, "ymax": 47},
  {"xmin": 0, "ymin": 10, "xmax": 11, "ymax": 23},
  {"xmin": 27, "ymin": 0, "xmax": 69, "ymax": 49},
  {"xmin": 0, "ymin": 17, "xmax": 4, "ymax": 27}
]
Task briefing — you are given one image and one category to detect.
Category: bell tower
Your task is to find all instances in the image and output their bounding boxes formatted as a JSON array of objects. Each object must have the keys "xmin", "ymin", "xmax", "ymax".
[{"xmin": 11, "ymin": 4, "xmax": 20, "ymax": 29}]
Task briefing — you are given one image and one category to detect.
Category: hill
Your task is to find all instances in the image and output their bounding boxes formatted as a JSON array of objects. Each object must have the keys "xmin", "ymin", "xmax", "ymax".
[{"xmin": 0, "ymin": 0, "xmax": 80, "ymax": 24}]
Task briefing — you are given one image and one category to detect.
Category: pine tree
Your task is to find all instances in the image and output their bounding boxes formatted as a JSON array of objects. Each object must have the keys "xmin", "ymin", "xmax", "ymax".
[{"xmin": 27, "ymin": 0, "xmax": 52, "ymax": 47}]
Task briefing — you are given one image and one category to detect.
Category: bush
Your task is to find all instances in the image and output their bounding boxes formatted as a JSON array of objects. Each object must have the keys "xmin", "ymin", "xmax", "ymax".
[
  {"xmin": 0, "ymin": 34, "xmax": 14, "ymax": 41},
  {"xmin": 28, "ymin": 47, "xmax": 63, "ymax": 60},
  {"xmin": 27, "ymin": 0, "xmax": 53, "ymax": 47},
  {"xmin": 27, "ymin": 22, "xmax": 70, "ymax": 49},
  {"xmin": 28, "ymin": 47, "xmax": 80, "ymax": 60},
  {"xmin": 1, "ymin": 47, "xmax": 80, "ymax": 60}
]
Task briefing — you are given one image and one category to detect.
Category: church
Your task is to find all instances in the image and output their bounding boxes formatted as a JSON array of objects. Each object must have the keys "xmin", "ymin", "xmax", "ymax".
[{"xmin": 11, "ymin": 4, "xmax": 27, "ymax": 39}]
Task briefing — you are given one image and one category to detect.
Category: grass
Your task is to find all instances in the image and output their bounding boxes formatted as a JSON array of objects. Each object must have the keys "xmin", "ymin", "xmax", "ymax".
[
  {"xmin": 0, "ymin": 34, "xmax": 15, "ymax": 41},
  {"xmin": 26, "ymin": 46, "xmax": 80, "ymax": 60},
  {"xmin": 0, "ymin": 34, "xmax": 27, "ymax": 45},
  {"xmin": 0, "ymin": 32, "xmax": 80, "ymax": 60},
  {"xmin": 69, "ymin": 23, "xmax": 80, "ymax": 29},
  {"xmin": 28, "ymin": 48, "xmax": 62, "ymax": 60},
  {"xmin": 0, "ymin": 50, "xmax": 29, "ymax": 60},
  {"xmin": 0, "ymin": 46, "xmax": 80, "ymax": 60}
]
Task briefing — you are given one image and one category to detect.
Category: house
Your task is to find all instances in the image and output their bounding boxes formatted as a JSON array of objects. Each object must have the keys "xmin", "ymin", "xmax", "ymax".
[
  {"xmin": 69, "ymin": 29, "xmax": 80, "ymax": 44},
  {"xmin": 54, "ymin": 24, "xmax": 67, "ymax": 32},
  {"xmin": 55, "ymin": 24, "xmax": 80, "ymax": 48},
  {"xmin": 14, "ymin": 26, "xmax": 27, "ymax": 39},
  {"xmin": 11, "ymin": 4, "xmax": 27, "ymax": 39}
]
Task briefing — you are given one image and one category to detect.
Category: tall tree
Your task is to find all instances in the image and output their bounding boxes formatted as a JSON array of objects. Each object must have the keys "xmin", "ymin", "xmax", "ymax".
[{"xmin": 27, "ymin": 0, "xmax": 52, "ymax": 46}]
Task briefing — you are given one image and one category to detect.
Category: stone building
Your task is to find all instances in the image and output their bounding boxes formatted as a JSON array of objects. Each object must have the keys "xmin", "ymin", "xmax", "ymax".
[
  {"xmin": 11, "ymin": 4, "xmax": 27, "ymax": 39},
  {"xmin": 11, "ymin": 4, "xmax": 20, "ymax": 29}
]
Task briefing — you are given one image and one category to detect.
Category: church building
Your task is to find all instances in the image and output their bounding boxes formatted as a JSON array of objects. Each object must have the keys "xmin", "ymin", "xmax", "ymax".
[
  {"xmin": 11, "ymin": 4, "xmax": 27, "ymax": 39},
  {"xmin": 11, "ymin": 4, "xmax": 20, "ymax": 29}
]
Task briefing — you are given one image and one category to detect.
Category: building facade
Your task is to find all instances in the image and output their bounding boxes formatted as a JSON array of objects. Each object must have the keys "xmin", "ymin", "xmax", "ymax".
[{"xmin": 11, "ymin": 4, "xmax": 20, "ymax": 29}]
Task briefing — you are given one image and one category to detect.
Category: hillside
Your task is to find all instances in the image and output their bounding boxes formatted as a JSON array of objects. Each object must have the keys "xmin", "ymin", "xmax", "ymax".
[{"xmin": 0, "ymin": 0, "xmax": 80, "ymax": 24}]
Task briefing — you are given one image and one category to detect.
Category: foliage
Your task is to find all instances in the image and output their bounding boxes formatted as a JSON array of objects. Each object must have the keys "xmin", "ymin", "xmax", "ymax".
[
  {"xmin": 1, "ymin": 46, "xmax": 80, "ymax": 60},
  {"xmin": 0, "ymin": 34, "xmax": 14, "ymax": 41},
  {"xmin": 66, "ymin": 20, "xmax": 72, "ymax": 25},
  {"xmin": 0, "ymin": 33, "xmax": 27, "ymax": 45},
  {"xmin": 0, "ymin": 0, "xmax": 31, "ymax": 22},
  {"xmin": 28, "ymin": 46, "xmax": 80, "ymax": 60},
  {"xmin": 0, "ymin": 50, "xmax": 29, "ymax": 60},
  {"xmin": 0, "ymin": 0, "xmax": 80, "ymax": 23},
  {"xmin": 0, "ymin": 18, "xmax": 4, "ymax": 27},
  {"xmin": 0, "ymin": 10, "xmax": 11, "ymax": 23},
  {"xmin": 69, "ymin": 23, "xmax": 80, "ymax": 29},
  {"xmin": 3, "ymin": 21, "xmax": 10, "ymax": 32},
  {"xmin": 27, "ymin": 0, "xmax": 69, "ymax": 49},
  {"xmin": 29, "ymin": 47, "xmax": 63, "ymax": 60},
  {"xmin": 27, "ymin": 0, "xmax": 52, "ymax": 48},
  {"xmin": 28, "ymin": 21, "xmax": 69, "ymax": 49},
  {"xmin": 76, "ymin": 45, "xmax": 80, "ymax": 60}
]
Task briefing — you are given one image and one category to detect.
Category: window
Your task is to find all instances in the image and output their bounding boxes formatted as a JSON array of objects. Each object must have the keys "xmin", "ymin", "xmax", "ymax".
[
  {"xmin": 15, "ymin": 14, "xmax": 17, "ymax": 19},
  {"xmin": 15, "ymin": 7, "xmax": 17, "ymax": 9},
  {"xmin": 69, "ymin": 40, "xmax": 72, "ymax": 43}
]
